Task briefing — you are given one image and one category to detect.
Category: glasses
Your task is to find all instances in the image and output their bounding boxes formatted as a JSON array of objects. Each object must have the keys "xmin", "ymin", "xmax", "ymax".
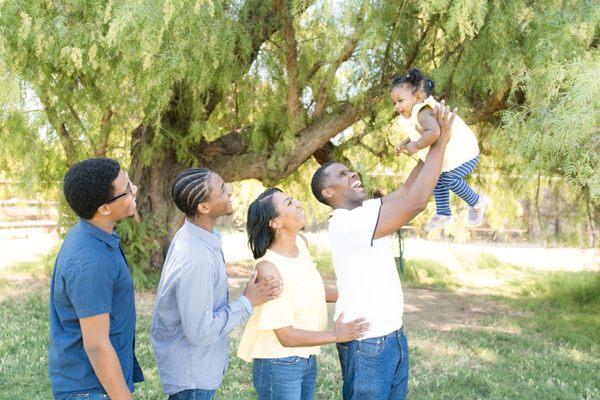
[{"xmin": 106, "ymin": 180, "xmax": 133, "ymax": 203}]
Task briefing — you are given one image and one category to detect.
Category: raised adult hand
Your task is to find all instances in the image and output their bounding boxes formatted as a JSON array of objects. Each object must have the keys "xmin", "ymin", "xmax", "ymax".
[{"xmin": 433, "ymin": 99, "xmax": 457, "ymax": 144}]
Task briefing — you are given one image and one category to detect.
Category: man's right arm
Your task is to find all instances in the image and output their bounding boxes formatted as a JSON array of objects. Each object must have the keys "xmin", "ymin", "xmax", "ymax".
[
  {"xmin": 80, "ymin": 314, "xmax": 132, "ymax": 400},
  {"xmin": 373, "ymin": 102, "xmax": 456, "ymax": 240},
  {"xmin": 65, "ymin": 259, "xmax": 131, "ymax": 400}
]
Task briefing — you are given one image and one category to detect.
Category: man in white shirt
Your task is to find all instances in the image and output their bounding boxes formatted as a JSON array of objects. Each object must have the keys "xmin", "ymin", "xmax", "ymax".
[{"xmin": 310, "ymin": 102, "xmax": 456, "ymax": 399}]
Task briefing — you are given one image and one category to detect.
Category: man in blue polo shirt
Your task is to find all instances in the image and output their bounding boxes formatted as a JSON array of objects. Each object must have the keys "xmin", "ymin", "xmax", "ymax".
[{"xmin": 49, "ymin": 158, "xmax": 143, "ymax": 400}]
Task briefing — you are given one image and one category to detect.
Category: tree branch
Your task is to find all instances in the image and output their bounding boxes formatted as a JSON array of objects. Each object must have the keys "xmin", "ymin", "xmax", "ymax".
[
  {"xmin": 405, "ymin": 16, "xmax": 437, "ymax": 70},
  {"xmin": 357, "ymin": 142, "xmax": 386, "ymax": 158},
  {"xmin": 306, "ymin": 60, "xmax": 325, "ymax": 83},
  {"xmin": 41, "ymin": 99, "xmax": 78, "ymax": 167},
  {"xmin": 58, "ymin": 123, "xmax": 78, "ymax": 167},
  {"xmin": 66, "ymin": 102, "xmax": 85, "ymax": 130},
  {"xmin": 201, "ymin": 101, "xmax": 365, "ymax": 181},
  {"xmin": 468, "ymin": 80, "xmax": 512, "ymax": 124},
  {"xmin": 313, "ymin": 27, "xmax": 361, "ymax": 118},
  {"xmin": 131, "ymin": 0, "xmax": 315, "ymax": 138},
  {"xmin": 94, "ymin": 107, "xmax": 113, "ymax": 157},
  {"xmin": 338, "ymin": 126, "xmax": 376, "ymax": 152},
  {"xmin": 275, "ymin": 0, "xmax": 302, "ymax": 127}
]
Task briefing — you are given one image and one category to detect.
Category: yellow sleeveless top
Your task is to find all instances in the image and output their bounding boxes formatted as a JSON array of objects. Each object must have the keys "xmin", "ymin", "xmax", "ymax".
[
  {"xmin": 237, "ymin": 235, "xmax": 328, "ymax": 362},
  {"xmin": 405, "ymin": 96, "xmax": 479, "ymax": 172}
]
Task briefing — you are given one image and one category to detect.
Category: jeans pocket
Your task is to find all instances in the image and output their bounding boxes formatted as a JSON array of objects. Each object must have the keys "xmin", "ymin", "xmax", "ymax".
[
  {"xmin": 272, "ymin": 355, "xmax": 300, "ymax": 366},
  {"xmin": 358, "ymin": 337, "xmax": 385, "ymax": 357}
]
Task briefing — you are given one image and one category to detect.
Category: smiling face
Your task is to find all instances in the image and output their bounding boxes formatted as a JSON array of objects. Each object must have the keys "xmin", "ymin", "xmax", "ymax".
[
  {"xmin": 391, "ymin": 83, "xmax": 422, "ymax": 119},
  {"xmin": 270, "ymin": 191, "xmax": 307, "ymax": 232},
  {"xmin": 321, "ymin": 163, "xmax": 367, "ymax": 209}
]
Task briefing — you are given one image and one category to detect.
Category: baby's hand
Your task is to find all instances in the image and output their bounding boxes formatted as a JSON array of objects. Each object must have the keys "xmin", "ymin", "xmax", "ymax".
[
  {"xmin": 405, "ymin": 142, "xmax": 419, "ymax": 155},
  {"xmin": 394, "ymin": 142, "xmax": 407, "ymax": 156}
]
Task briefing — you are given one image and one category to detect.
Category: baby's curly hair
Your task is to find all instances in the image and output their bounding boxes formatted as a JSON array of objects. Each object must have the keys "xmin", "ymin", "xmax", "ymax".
[{"xmin": 391, "ymin": 68, "xmax": 435, "ymax": 97}]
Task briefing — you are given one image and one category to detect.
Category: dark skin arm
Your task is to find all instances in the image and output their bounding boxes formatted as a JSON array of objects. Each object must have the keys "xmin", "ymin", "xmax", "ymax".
[
  {"xmin": 373, "ymin": 101, "xmax": 456, "ymax": 240},
  {"xmin": 406, "ymin": 107, "xmax": 441, "ymax": 154},
  {"xmin": 80, "ymin": 314, "xmax": 132, "ymax": 400},
  {"xmin": 324, "ymin": 285, "xmax": 338, "ymax": 303},
  {"xmin": 256, "ymin": 261, "xmax": 368, "ymax": 347}
]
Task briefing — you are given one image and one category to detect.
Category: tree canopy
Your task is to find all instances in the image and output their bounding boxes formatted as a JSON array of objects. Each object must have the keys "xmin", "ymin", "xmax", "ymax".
[{"xmin": 1, "ymin": 0, "xmax": 598, "ymax": 277}]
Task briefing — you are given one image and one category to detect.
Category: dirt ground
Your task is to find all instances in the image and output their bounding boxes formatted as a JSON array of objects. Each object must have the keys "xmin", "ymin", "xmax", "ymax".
[{"xmin": 133, "ymin": 262, "xmax": 517, "ymax": 335}]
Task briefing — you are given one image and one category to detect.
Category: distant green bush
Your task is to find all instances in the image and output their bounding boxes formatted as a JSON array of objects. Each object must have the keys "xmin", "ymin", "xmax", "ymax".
[
  {"xmin": 400, "ymin": 258, "xmax": 459, "ymax": 289},
  {"xmin": 308, "ymin": 242, "xmax": 335, "ymax": 279}
]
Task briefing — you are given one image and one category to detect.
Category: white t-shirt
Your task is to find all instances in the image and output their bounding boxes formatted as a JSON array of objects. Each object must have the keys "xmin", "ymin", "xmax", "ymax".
[
  {"xmin": 328, "ymin": 198, "xmax": 404, "ymax": 339},
  {"xmin": 397, "ymin": 96, "xmax": 479, "ymax": 172}
]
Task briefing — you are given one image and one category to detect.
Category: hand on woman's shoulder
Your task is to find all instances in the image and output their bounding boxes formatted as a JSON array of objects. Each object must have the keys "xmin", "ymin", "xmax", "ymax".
[{"xmin": 256, "ymin": 260, "xmax": 281, "ymax": 281}]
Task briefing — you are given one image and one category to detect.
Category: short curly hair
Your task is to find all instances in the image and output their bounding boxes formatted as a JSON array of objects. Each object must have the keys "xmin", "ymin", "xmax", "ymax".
[
  {"xmin": 63, "ymin": 158, "xmax": 121, "ymax": 219},
  {"xmin": 311, "ymin": 161, "xmax": 335, "ymax": 206},
  {"xmin": 391, "ymin": 68, "xmax": 435, "ymax": 97}
]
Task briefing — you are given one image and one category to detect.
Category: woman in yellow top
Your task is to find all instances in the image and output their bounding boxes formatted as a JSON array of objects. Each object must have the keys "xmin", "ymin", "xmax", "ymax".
[{"xmin": 238, "ymin": 188, "xmax": 369, "ymax": 400}]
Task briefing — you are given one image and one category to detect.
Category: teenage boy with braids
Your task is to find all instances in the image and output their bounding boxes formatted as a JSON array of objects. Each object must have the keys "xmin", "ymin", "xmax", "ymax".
[{"xmin": 150, "ymin": 168, "xmax": 282, "ymax": 400}]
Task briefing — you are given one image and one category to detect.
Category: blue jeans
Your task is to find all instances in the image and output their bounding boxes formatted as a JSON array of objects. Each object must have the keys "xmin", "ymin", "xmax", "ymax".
[
  {"xmin": 168, "ymin": 389, "xmax": 215, "ymax": 400},
  {"xmin": 63, "ymin": 392, "xmax": 110, "ymax": 400},
  {"xmin": 253, "ymin": 355, "xmax": 317, "ymax": 400},
  {"xmin": 337, "ymin": 329, "xmax": 409, "ymax": 400}
]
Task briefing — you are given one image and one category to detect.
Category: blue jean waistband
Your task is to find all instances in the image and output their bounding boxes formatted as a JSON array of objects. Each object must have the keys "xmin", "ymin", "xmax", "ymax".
[
  {"xmin": 382, "ymin": 326, "xmax": 404, "ymax": 339},
  {"xmin": 255, "ymin": 354, "xmax": 316, "ymax": 361}
]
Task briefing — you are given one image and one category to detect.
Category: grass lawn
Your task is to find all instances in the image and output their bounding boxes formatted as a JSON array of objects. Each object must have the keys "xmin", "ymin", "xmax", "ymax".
[{"xmin": 1, "ymin": 249, "xmax": 599, "ymax": 399}]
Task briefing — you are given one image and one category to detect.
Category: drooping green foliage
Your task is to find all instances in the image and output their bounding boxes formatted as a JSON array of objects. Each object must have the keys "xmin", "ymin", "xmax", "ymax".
[
  {"xmin": 500, "ymin": 52, "xmax": 600, "ymax": 201},
  {"xmin": 1, "ymin": 0, "xmax": 598, "ymax": 279}
]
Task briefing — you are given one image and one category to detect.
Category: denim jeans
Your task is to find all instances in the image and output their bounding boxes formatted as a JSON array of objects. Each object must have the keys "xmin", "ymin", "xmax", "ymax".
[
  {"xmin": 337, "ymin": 329, "xmax": 409, "ymax": 400},
  {"xmin": 63, "ymin": 392, "xmax": 110, "ymax": 400},
  {"xmin": 253, "ymin": 355, "xmax": 317, "ymax": 400},
  {"xmin": 168, "ymin": 389, "xmax": 215, "ymax": 400}
]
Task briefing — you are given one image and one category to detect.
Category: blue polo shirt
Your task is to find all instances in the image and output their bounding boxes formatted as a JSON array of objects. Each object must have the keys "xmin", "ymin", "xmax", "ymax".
[{"xmin": 49, "ymin": 219, "xmax": 144, "ymax": 400}]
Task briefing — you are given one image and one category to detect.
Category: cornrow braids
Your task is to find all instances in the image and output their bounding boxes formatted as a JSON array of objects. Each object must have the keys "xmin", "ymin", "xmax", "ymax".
[
  {"xmin": 171, "ymin": 168, "xmax": 213, "ymax": 217},
  {"xmin": 391, "ymin": 68, "xmax": 435, "ymax": 97}
]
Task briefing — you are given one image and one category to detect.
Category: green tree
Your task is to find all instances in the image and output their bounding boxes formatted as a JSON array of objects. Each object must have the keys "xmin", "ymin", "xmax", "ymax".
[{"xmin": 1, "ymin": 0, "xmax": 598, "ymax": 275}]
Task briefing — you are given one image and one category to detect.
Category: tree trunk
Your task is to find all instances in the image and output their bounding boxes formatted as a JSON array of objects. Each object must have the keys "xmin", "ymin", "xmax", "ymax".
[
  {"xmin": 129, "ymin": 125, "xmax": 187, "ymax": 272},
  {"xmin": 123, "ymin": 0, "xmax": 368, "ymax": 272}
]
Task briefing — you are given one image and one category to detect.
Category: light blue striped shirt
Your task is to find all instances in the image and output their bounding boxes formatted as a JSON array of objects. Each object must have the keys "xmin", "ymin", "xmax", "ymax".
[{"xmin": 150, "ymin": 219, "xmax": 253, "ymax": 394}]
